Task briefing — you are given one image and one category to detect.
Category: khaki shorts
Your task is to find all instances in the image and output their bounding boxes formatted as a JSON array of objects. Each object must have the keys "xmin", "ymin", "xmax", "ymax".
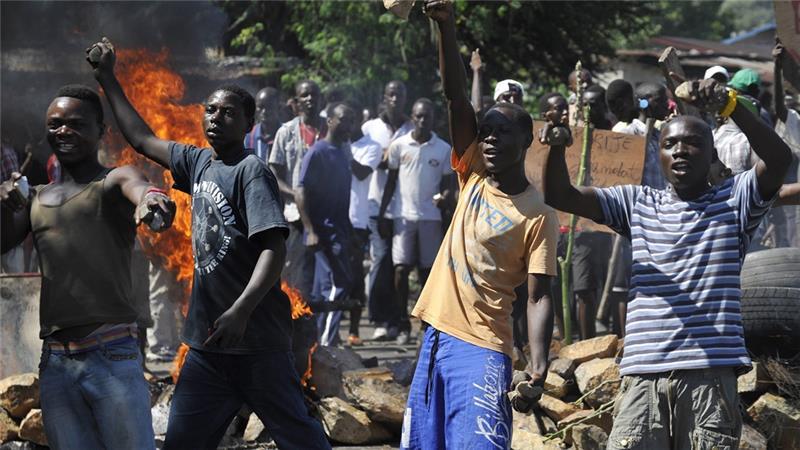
[
  {"xmin": 392, "ymin": 219, "xmax": 443, "ymax": 268},
  {"xmin": 608, "ymin": 367, "xmax": 741, "ymax": 450}
]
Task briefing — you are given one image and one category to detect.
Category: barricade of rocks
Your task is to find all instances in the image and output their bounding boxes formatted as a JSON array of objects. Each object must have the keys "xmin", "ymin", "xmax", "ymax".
[
  {"xmin": 2, "ymin": 337, "xmax": 798, "ymax": 449},
  {"xmin": 510, "ymin": 335, "xmax": 799, "ymax": 450}
]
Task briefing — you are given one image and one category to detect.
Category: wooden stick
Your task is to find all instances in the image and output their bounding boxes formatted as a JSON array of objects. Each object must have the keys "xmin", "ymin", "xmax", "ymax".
[
  {"xmin": 19, "ymin": 151, "xmax": 33, "ymax": 174},
  {"xmin": 558, "ymin": 61, "xmax": 592, "ymax": 345},
  {"xmin": 596, "ymin": 234, "xmax": 622, "ymax": 321},
  {"xmin": 658, "ymin": 47, "xmax": 700, "ymax": 117}
]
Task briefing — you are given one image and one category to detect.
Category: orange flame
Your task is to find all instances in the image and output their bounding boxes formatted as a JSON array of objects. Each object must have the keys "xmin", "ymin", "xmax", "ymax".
[
  {"xmin": 282, "ymin": 280, "xmax": 313, "ymax": 320},
  {"xmin": 170, "ymin": 343, "xmax": 190, "ymax": 384},
  {"xmin": 302, "ymin": 342, "xmax": 318, "ymax": 389},
  {"xmin": 106, "ymin": 48, "xmax": 207, "ymax": 313}
]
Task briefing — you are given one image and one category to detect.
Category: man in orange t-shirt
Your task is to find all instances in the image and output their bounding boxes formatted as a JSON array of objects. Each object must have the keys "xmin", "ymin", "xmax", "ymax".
[{"xmin": 400, "ymin": 3, "xmax": 558, "ymax": 449}]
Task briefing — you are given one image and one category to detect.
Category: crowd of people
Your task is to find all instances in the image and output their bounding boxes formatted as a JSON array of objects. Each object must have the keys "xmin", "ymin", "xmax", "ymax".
[{"xmin": 1, "ymin": 0, "xmax": 799, "ymax": 448}]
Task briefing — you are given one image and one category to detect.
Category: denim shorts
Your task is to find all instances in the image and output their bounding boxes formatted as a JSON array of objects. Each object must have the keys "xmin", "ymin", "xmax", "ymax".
[{"xmin": 401, "ymin": 327, "xmax": 513, "ymax": 450}]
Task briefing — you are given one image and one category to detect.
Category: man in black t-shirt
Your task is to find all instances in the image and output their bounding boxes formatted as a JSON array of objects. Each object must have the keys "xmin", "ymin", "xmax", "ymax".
[{"xmin": 90, "ymin": 37, "xmax": 330, "ymax": 449}]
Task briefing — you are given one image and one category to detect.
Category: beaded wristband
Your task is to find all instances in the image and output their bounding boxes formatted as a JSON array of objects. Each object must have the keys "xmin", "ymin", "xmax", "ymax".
[{"xmin": 719, "ymin": 89, "xmax": 737, "ymax": 118}]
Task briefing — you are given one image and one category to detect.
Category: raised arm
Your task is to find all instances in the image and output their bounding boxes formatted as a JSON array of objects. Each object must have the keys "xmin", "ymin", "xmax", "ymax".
[
  {"xmin": 88, "ymin": 38, "xmax": 172, "ymax": 168},
  {"xmin": 730, "ymin": 96, "xmax": 792, "ymax": 199},
  {"xmin": 541, "ymin": 127, "xmax": 604, "ymax": 222},
  {"xmin": 470, "ymin": 49, "xmax": 483, "ymax": 111},
  {"xmin": 423, "ymin": 1, "xmax": 477, "ymax": 158},
  {"xmin": 674, "ymin": 76, "xmax": 792, "ymax": 199},
  {"xmin": 773, "ymin": 38, "xmax": 788, "ymax": 124}
]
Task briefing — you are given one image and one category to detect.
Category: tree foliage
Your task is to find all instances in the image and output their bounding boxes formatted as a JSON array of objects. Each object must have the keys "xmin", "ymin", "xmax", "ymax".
[
  {"xmin": 649, "ymin": 0, "xmax": 774, "ymax": 42},
  {"xmin": 217, "ymin": 1, "xmax": 652, "ymax": 112},
  {"xmin": 217, "ymin": 0, "xmax": 774, "ymax": 114}
]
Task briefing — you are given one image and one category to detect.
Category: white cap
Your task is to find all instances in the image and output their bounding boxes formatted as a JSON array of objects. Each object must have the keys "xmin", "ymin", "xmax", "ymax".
[
  {"xmin": 704, "ymin": 65, "xmax": 729, "ymax": 82},
  {"xmin": 493, "ymin": 79, "xmax": 525, "ymax": 101}
]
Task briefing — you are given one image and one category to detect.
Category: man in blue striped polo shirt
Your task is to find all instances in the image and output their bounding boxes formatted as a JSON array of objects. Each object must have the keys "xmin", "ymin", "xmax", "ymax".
[{"xmin": 542, "ymin": 78, "xmax": 792, "ymax": 449}]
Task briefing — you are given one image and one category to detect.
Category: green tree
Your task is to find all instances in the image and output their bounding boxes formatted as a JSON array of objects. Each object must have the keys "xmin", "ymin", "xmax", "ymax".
[{"xmin": 218, "ymin": 1, "xmax": 653, "ymax": 113}]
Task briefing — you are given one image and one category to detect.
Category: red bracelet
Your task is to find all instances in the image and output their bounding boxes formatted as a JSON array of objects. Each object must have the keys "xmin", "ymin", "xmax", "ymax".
[{"xmin": 146, "ymin": 187, "xmax": 168, "ymax": 196}]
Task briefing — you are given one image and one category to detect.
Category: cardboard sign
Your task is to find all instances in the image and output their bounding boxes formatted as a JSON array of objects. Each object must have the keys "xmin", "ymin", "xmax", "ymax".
[
  {"xmin": 774, "ymin": 0, "xmax": 800, "ymax": 91},
  {"xmin": 525, "ymin": 121, "xmax": 647, "ymax": 232}
]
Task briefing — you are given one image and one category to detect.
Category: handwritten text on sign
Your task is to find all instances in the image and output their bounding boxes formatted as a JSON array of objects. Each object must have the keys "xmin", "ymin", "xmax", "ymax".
[{"xmin": 525, "ymin": 121, "xmax": 647, "ymax": 232}]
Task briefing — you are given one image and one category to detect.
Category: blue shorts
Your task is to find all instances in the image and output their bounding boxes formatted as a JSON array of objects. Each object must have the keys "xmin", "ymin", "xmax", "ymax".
[{"xmin": 401, "ymin": 327, "xmax": 513, "ymax": 449}]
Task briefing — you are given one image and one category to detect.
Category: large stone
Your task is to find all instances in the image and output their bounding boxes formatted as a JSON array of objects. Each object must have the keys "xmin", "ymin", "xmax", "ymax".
[
  {"xmin": 548, "ymin": 358, "xmax": 576, "ymax": 380},
  {"xmin": 548, "ymin": 340, "xmax": 562, "ymax": 361},
  {"xmin": 747, "ymin": 392, "xmax": 800, "ymax": 450},
  {"xmin": 510, "ymin": 428, "xmax": 562, "ymax": 450},
  {"xmin": 538, "ymin": 394, "xmax": 582, "ymax": 422},
  {"xmin": 558, "ymin": 409, "xmax": 613, "ymax": 434},
  {"xmin": 570, "ymin": 424, "xmax": 608, "ymax": 450},
  {"xmin": 573, "ymin": 358, "xmax": 621, "ymax": 408},
  {"xmin": 513, "ymin": 409, "xmax": 542, "ymax": 435},
  {"xmin": 342, "ymin": 367, "xmax": 407, "ymax": 430},
  {"xmin": 319, "ymin": 397, "xmax": 391, "ymax": 445},
  {"xmin": 0, "ymin": 374, "xmax": 38, "ymax": 420},
  {"xmin": 385, "ymin": 358, "xmax": 416, "ymax": 387},
  {"xmin": 17, "ymin": 409, "xmax": 46, "ymax": 447},
  {"xmin": 543, "ymin": 371, "xmax": 569, "ymax": 399},
  {"xmin": 310, "ymin": 346, "xmax": 364, "ymax": 399},
  {"xmin": 737, "ymin": 362, "xmax": 771, "ymax": 394},
  {"xmin": 243, "ymin": 413, "xmax": 270, "ymax": 443},
  {"xmin": 0, "ymin": 409, "xmax": 19, "ymax": 443},
  {"xmin": 0, "ymin": 276, "xmax": 41, "ymax": 380},
  {"xmin": 738, "ymin": 423, "xmax": 768, "ymax": 450},
  {"xmin": 558, "ymin": 335, "xmax": 618, "ymax": 365}
]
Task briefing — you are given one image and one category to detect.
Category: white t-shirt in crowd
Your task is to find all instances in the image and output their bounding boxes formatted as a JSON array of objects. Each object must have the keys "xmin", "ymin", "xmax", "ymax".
[
  {"xmin": 361, "ymin": 118, "xmax": 414, "ymax": 218},
  {"xmin": 713, "ymin": 120, "xmax": 759, "ymax": 175},
  {"xmin": 775, "ymin": 109, "xmax": 800, "ymax": 182},
  {"xmin": 612, "ymin": 118, "xmax": 647, "ymax": 136},
  {"xmin": 387, "ymin": 132, "xmax": 453, "ymax": 221},
  {"xmin": 349, "ymin": 135, "xmax": 383, "ymax": 230}
]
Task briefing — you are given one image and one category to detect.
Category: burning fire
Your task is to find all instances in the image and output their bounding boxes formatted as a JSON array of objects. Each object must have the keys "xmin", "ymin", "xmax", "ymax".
[
  {"xmin": 303, "ymin": 342, "xmax": 318, "ymax": 389},
  {"xmin": 283, "ymin": 280, "xmax": 313, "ymax": 320},
  {"xmin": 107, "ymin": 48, "xmax": 317, "ymax": 385},
  {"xmin": 109, "ymin": 48, "xmax": 205, "ymax": 313},
  {"xmin": 170, "ymin": 343, "xmax": 190, "ymax": 384}
]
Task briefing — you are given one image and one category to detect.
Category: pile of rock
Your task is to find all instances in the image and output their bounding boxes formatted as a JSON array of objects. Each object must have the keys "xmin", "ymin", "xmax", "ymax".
[
  {"xmin": 147, "ymin": 345, "xmax": 413, "ymax": 448},
  {"xmin": 510, "ymin": 335, "xmax": 800, "ymax": 450},
  {"xmin": 0, "ymin": 373, "xmax": 47, "ymax": 449},
  {"xmin": 4, "ymin": 337, "xmax": 798, "ymax": 449}
]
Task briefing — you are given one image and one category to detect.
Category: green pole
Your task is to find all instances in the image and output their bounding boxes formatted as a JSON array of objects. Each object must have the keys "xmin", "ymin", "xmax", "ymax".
[{"xmin": 558, "ymin": 61, "xmax": 592, "ymax": 345}]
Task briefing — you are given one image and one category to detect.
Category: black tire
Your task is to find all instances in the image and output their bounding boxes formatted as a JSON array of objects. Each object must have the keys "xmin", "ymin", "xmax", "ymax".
[
  {"xmin": 741, "ymin": 247, "xmax": 800, "ymax": 289},
  {"xmin": 740, "ymin": 287, "xmax": 800, "ymax": 357}
]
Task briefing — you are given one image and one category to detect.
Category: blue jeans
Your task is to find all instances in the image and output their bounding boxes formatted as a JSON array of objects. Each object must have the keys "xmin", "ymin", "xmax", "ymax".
[
  {"xmin": 165, "ymin": 348, "xmax": 330, "ymax": 450},
  {"xmin": 401, "ymin": 327, "xmax": 513, "ymax": 450},
  {"xmin": 313, "ymin": 236, "xmax": 352, "ymax": 347},
  {"xmin": 39, "ymin": 336, "xmax": 155, "ymax": 450},
  {"xmin": 367, "ymin": 216, "xmax": 397, "ymax": 324}
]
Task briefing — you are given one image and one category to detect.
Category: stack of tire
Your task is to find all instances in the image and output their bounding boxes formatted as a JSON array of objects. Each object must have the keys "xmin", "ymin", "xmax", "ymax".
[{"xmin": 739, "ymin": 247, "xmax": 800, "ymax": 358}]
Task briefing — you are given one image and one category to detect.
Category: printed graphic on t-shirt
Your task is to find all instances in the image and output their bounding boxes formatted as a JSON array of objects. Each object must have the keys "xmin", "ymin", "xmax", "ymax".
[{"xmin": 192, "ymin": 180, "xmax": 236, "ymax": 274}]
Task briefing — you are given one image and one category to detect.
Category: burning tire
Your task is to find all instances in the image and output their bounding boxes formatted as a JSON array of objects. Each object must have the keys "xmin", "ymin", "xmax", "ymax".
[
  {"xmin": 741, "ymin": 247, "xmax": 800, "ymax": 289},
  {"xmin": 740, "ymin": 287, "xmax": 800, "ymax": 358}
]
